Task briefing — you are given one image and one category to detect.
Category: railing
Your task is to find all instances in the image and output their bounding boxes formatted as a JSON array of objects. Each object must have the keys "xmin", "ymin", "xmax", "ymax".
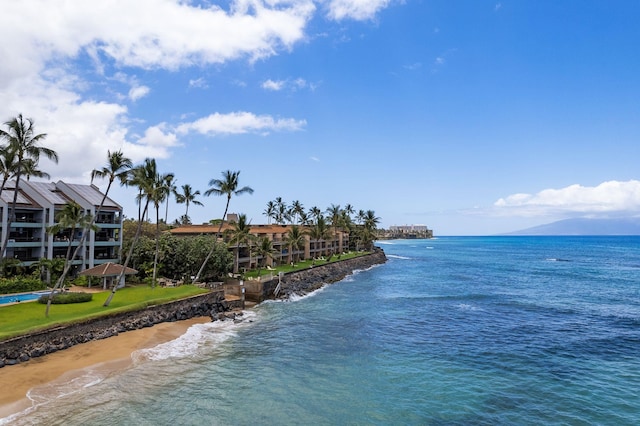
[
  {"xmin": 14, "ymin": 217, "xmax": 38, "ymax": 223},
  {"xmin": 7, "ymin": 237, "xmax": 41, "ymax": 243}
]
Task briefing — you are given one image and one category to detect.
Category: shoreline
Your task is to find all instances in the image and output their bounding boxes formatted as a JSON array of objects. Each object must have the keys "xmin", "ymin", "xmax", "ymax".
[
  {"xmin": 0, "ymin": 316, "xmax": 211, "ymax": 420},
  {"xmin": 0, "ymin": 249, "xmax": 388, "ymax": 421}
]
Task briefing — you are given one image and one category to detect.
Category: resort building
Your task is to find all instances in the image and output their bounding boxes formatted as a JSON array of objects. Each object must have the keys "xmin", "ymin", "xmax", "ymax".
[
  {"xmin": 169, "ymin": 220, "xmax": 350, "ymax": 273},
  {"xmin": 0, "ymin": 180, "xmax": 123, "ymax": 272},
  {"xmin": 380, "ymin": 224, "xmax": 433, "ymax": 239}
]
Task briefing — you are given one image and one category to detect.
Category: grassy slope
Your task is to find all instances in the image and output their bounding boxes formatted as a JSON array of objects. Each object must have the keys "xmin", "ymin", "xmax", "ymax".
[{"xmin": 0, "ymin": 285, "xmax": 208, "ymax": 341}]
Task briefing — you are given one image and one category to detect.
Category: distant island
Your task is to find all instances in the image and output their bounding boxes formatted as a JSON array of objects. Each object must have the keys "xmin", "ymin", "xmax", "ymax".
[
  {"xmin": 378, "ymin": 224, "xmax": 433, "ymax": 239},
  {"xmin": 505, "ymin": 217, "xmax": 640, "ymax": 236}
]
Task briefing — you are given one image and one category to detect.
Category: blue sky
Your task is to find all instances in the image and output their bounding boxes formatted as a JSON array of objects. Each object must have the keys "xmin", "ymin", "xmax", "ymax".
[{"xmin": 2, "ymin": 0, "xmax": 640, "ymax": 235}]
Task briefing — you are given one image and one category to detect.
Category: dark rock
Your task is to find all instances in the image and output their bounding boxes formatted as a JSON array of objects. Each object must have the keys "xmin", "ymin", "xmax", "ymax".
[{"xmin": 0, "ymin": 291, "xmax": 226, "ymax": 368}]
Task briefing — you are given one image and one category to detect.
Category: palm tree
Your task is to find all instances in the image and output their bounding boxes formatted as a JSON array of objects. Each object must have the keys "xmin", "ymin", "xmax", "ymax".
[
  {"xmin": 285, "ymin": 225, "xmax": 307, "ymax": 264},
  {"xmin": 0, "ymin": 146, "xmax": 18, "ymax": 202},
  {"xmin": 194, "ymin": 170, "xmax": 253, "ymax": 283},
  {"xmin": 43, "ymin": 150, "xmax": 132, "ymax": 315},
  {"xmin": 343, "ymin": 203, "xmax": 355, "ymax": 220},
  {"xmin": 253, "ymin": 236, "xmax": 277, "ymax": 277},
  {"xmin": 151, "ymin": 171, "xmax": 175, "ymax": 287},
  {"xmin": 274, "ymin": 197, "xmax": 286, "ymax": 225},
  {"xmin": 309, "ymin": 215, "xmax": 331, "ymax": 258},
  {"xmin": 326, "ymin": 204, "xmax": 342, "ymax": 255},
  {"xmin": 225, "ymin": 213, "xmax": 253, "ymax": 274},
  {"xmin": 361, "ymin": 210, "xmax": 380, "ymax": 250},
  {"xmin": 0, "ymin": 114, "xmax": 58, "ymax": 258},
  {"xmin": 308, "ymin": 206, "xmax": 322, "ymax": 223},
  {"xmin": 45, "ymin": 201, "xmax": 96, "ymax": 316},
  {"xmin": 175, "ymin": 184, "xmax": 203, "ymax": 219},
  {"xmin": 163, "ymin": 174, "xmax": 177, "ymax": 224},
  {"xmin": 20, "ymin": 158, "xmax": 51, "ymax": 181},
  {"xmin": 263, "ymin": 200, "xmax": 276, "ymax": 224},
  {"xmin": 290, "ymin": 200, "xmax": 305, "ymax": 224},
  {"xmin": 104, "ymin": 158, "xmax": 156, "ymax": 306}
]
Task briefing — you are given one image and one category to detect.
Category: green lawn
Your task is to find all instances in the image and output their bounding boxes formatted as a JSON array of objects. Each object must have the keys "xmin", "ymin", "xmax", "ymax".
[
  {"xmin": 0, "ymin": 285, "xmax": 209, "ymax": 341},
  {"xmin": 245, "ymin": 250, "xmax": 371, "ymax": 278}
]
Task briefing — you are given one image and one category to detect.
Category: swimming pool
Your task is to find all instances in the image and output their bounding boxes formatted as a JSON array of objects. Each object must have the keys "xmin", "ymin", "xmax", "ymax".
[{"xmin": 0, "ymin": 291, "xmax": 50, "ymax": 305}]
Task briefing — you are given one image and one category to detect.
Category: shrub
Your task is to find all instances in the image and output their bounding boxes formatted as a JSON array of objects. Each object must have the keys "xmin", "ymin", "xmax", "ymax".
[
  {"xmin": 0, "ymin": 277, "xmax": 46, "ymax": 295},
  {"xmin": 71, "ymin": 275, "xmax": 89, "ymax": 287},
  {"xmin": 38, "ymin": 292, "xmax": 93, "ymax": 304}
]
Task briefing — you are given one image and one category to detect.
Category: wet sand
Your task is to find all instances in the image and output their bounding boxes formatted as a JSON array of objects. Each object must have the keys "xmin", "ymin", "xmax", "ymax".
[{"xmin": 0, "ymin": 316, "xmax": 211, "ymax": 419}]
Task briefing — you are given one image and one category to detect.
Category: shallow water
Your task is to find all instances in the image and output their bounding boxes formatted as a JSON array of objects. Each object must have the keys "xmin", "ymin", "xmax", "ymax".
[{"xmin": 4, "ymin": 237, "xmax": 640, "ymax": 425}]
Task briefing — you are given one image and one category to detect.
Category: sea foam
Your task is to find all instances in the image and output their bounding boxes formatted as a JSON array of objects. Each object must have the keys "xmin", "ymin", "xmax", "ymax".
[{"xmin": 133, "ymin": 311, "xmax": 258, "ymax": 363}]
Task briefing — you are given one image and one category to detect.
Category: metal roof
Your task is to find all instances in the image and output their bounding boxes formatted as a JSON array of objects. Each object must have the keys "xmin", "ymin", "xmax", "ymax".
[
  {"xmin": 26, "ymin": 181, "xmax": 70, "ymax": 205},
  {"xmin": 65, "ymin": 183, "xmax": 121, "ymax": 208},
  {"xmin": 0, "ymin": 189, "xmax": 39, "ymax": 207}
]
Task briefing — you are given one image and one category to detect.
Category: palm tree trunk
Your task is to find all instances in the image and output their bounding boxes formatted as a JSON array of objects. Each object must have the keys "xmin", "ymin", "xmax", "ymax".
[
  {"xmin": 104, "ymin": 201, "xmax": 148, "ymax": 306},
  {"xmin": 193, "ymin": 198, "xmax": 230, "ymax": 283},
  {"xmin": 152, "ymin": 205, "xmax": 160, "ymax": 288},
  {"xmin": 1, "ymin": 170, "xmax": 22, "ymax": 258},
  {"xmin": 44, "ymin": 180, "xmax": 114, "ymax": 317}
]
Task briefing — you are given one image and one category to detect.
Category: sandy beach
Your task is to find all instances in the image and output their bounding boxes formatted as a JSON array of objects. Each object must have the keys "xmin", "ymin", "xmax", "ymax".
[{"xmin": 0, "ymin": 316, "xmax": 211, "ymax": 419}]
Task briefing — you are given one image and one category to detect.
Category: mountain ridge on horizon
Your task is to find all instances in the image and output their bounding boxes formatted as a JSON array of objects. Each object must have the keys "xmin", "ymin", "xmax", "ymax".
[{"xmin": 504, "ymin": 217, "xmax": 640, "ymax": 236}]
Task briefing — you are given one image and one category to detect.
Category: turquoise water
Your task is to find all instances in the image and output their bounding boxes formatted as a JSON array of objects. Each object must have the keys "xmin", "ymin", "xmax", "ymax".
[
  {"xmin": 0, "ymin": 292, "xmax": 48, "ymax": 305},
  {"xmin": 3, "ymin": 236, "xmax": 640, "ymax": 425}
]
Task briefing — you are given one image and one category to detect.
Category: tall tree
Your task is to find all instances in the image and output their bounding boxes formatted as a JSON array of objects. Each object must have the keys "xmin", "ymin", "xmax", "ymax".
[
  {"xmin": 253, "ymin": 236, "xmax": 277, "ymax": 277},
  {"xmin": 285, "ymin": 225, "xmax": 307, "ymax": 264},
  {"xmin": 175, "ymin": 183, "xmax": 203, "ymax": 219},
  {"xmin": 45, "ymin": 201, "xmax": 96, "ymax": 316},
  {"xmin": 290, "ymin": 200, "xmax": 305, "ymax": 224},
  {"xmin": 309, "ymin": 215, "xmax": 331, "ymax": 258},
  {"xmin": 163, "ymin": 174, "xmax": 177, "ymax": 224},
  {"xmin": 361, "ymin": 210, "xmax": 380, "ymax": 250},
  {"xmin": 194, "ymin": 170, "xmax": 253, "ymax": 282},
  {"xmin": 225, "ymin": 213, "xmax": 253, "ymax": 274},
  {"xmin": 151, "ymin": 170, "xmax": 175, "ymax": 286},
  {"xmin": 0, "ymin": 114, "xmax": 58, "ymax": 258},
  {"xmin": 0, "ymin": 146, "xmax": 18, "ymax": 202},
  {"xmin": 274, "ymin": 197, "xmax": 287, "ymax": 225},
  {"xmin": 44, "ymin": 150, "xmax": 132, "ymax": 316},
  {"xmin": 263, "ymin": 200, "xmax": 276, "ymax": 224},
  {"xmin": 104, "ymin": 158, "xmax": 156, "ymax": 306},
  {"xmin": 326, "ymin": 204, "xmax": 342, "ymax": 255}
]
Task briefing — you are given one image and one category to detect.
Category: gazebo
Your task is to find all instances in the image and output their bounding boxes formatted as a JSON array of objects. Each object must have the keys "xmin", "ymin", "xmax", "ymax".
[{"xmin": 79, "ymin": 262, "xmax": 138, "ymax": 290}]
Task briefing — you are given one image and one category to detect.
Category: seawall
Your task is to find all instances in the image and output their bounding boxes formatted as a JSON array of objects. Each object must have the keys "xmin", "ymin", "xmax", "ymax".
[
  {"xmin": 0, "ymin": 290, "xmax": 240, "ymax": 368},
  {"xmin": 257, "ymin": 248, "xmax": 387, "ymax": 300},
  {"xmin": 0, "ymin": 248, "xmax": 387, "ymax": 368}
]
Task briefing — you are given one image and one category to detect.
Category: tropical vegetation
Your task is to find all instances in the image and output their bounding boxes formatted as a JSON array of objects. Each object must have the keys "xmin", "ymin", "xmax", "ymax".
[{"xmin": 0, "ymin": 113, "xmax": 382, "ymax": 315}]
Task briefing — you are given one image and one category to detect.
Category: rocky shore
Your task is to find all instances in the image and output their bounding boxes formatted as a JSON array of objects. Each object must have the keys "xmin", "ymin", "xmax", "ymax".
[
  {"xmin": 0, "ymin": 249, "xmax": 387, "ymax": 368},
  {"xmin": 272, "ymin": 247, "xmax": 387, "ymax": 298},
  {"xmin": 0, "ymin": 291, "xmax": 237, "ymax": 368}
]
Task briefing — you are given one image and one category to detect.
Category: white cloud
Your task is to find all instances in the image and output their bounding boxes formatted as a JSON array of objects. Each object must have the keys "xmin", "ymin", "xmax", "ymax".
[
  {"xmin": 0, "ymin": 0, "xmax": 392, "ymax": 185},
  {"xmin": 1, "ymin": 0, "xmax": 316, "ymax": 80},
  {"xmin": 494, "ymin": 180, "xmax": 640, "ymax": 216},
  {"xmin": 327, "ymin": 0, "xmax": 392, "ymax": 21},
  {"xmin": 177, "ymin": 111, "xmax": 306, "ymax": 136},
  {"xmin": 262, "ymin": 79, "xmax": 286, "ymax": 91},
  {"xmin": 310, "ymin": 156, "xmax": 320, "ymax": 162},
  {"xmin": 128, "ymin": 85, "xmax": 150, "ymax": 101},
  {"xmin": 188, "ymin": 78, "xmax": 209, "ymax": 89},
  {"xmin": 262, "ymin": 77, "xmax": 315, "ymax": 91}
]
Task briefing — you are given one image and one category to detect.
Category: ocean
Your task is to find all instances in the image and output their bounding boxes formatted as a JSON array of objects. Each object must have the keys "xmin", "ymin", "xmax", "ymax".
[{"xmin": 3, "ymin": 236, "xmax": 640, "ymax": 425}]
